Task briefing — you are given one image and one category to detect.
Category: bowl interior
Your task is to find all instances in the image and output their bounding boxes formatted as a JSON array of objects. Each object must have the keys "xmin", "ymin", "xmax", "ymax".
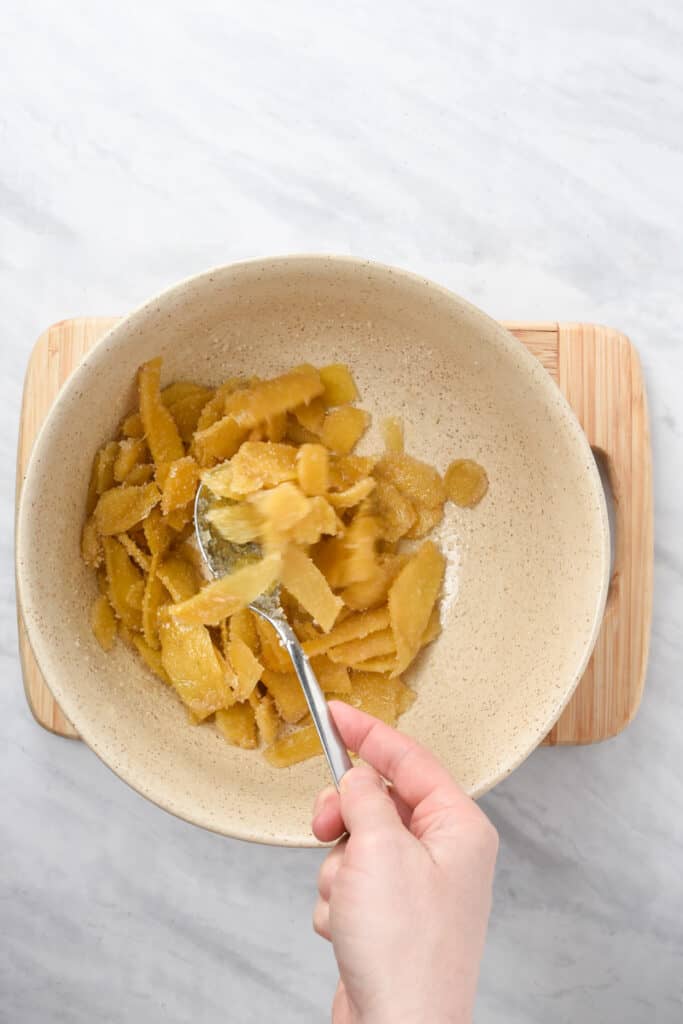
[{"xmin": 16, "ymin": 257, "xmax": 608, "ymax": 845}]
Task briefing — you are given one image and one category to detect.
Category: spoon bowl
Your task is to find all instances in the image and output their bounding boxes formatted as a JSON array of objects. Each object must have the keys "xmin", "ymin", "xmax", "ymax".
[{"xmin": 193, "ymin": 481, "xmax": 353, "ymax": 787}]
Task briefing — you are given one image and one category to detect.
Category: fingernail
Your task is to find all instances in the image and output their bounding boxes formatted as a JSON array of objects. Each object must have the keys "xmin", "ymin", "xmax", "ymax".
[
  {"xmin": 340, "ymin": 765, "xmax": 384, "ymax": 791},
  {"xmin": 313, "ymin": 786, "xmax": 336, "ymax": 817}
]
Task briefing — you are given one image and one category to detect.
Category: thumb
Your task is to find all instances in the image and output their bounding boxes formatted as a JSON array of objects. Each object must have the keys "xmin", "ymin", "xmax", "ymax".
[{"xmin": 340, "ymin": 764, "xmax": 403, "ymax": 835}]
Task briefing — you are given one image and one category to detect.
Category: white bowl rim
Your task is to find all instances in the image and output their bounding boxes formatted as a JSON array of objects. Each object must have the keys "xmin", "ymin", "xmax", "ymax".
[{"xmin": 15, "ymin": 253, "xmax": 610, "ymax": 845}]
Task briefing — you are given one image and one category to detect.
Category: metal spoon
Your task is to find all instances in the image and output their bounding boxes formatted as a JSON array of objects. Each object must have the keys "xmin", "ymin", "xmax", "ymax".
[{"xmin": 194, "ymin": 483, "xmax": 352, "ymax": 788}]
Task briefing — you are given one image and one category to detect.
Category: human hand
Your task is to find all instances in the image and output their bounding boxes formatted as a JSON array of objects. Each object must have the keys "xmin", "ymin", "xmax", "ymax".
[{"xmin": 311, "ymin": 702, "xmax": 498, "ymax": 1024}]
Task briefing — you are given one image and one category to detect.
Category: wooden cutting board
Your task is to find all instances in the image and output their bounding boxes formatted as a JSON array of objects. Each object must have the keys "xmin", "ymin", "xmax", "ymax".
[{"xmin": 15, "ymin": 318, "xmax": 653, "ymax": 745}]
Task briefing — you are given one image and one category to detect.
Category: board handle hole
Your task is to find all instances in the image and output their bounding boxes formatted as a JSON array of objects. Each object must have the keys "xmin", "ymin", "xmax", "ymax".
[{"xmin": 592, "ymin": 447, "xmax": 617, "ymax": 593}]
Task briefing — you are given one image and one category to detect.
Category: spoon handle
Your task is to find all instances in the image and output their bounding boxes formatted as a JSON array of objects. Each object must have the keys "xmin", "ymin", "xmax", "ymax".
[{"xmin": 257, "ymin": 612, "xmax": 352, "ymax": 788}]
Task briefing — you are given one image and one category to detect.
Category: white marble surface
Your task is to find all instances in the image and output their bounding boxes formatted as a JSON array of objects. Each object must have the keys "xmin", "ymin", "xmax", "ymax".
[{"xmin": 2, "ymin": 1, "xmax": 682, "ymax": 1020}]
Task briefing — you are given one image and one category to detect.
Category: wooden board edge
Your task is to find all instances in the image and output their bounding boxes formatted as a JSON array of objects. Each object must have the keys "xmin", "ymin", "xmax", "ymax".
[
  {"xmin": 16, "ymin": 317, "xmax": 652, "ymax": 748},
  {"xmin": 549, "ymin": 323, "xmax": 654, "ymax": 744}
]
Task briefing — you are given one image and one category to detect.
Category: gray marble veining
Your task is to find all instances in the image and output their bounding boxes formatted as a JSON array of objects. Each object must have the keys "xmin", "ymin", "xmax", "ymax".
[{"xmin": 2, "ymin": 1, "xmax": 682, "ymax": 1020}]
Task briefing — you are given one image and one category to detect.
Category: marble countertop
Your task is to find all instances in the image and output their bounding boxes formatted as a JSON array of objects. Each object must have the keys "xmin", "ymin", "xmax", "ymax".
[{"xmin": 3, "ymin": 1, "xmax": 682, "ymax": 1021}]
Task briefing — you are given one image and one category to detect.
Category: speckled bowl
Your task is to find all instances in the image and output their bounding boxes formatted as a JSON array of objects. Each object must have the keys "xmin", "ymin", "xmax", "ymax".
[{"xmin": 16, "ymin": 256, "xmax": 609, "ymax": 845}]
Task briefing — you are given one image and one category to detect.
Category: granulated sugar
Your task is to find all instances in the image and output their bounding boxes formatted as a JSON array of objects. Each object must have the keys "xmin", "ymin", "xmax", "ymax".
[{"xmin": 433, "ymin": 503, "xmax": 461, "ymax": 617}]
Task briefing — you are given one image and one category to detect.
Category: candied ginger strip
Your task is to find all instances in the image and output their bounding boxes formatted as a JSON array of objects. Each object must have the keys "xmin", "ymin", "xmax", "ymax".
[
  {"xmin": 327, "ymin": 628, "xmax": 396, "ymax": 666},
  {"xmin": 169, "ymin": 553, "xmax": 281, "ymax": 626},
  {"xmin": 216, "ymin": 704, "xmax": 258, "ymax": 749},
  {"xmin": 228, "ymin": 636, "xmax": 263, "ymax": 700},
  {"xmin": 94, "ymin": 483, "xmax": 161, "ymax": 536},
  {"xmin": 160, "ymin": 618, "xmax": 235, "ymax": 720},
  {"xmin": 388, "ymin": 541, "xmax": 445, "ymax": 675},
  {"xmin": 264, "ymin": 725, "xmax": 323, "ymax": 768},
  {"xmin": 138, "ymin": 358, "xmax": 185, "ymax": 467},
  {"xmin": 222, "ymin": 367, "xmax": 323, "ymax": 428},
  {"xmin": 319, "ymin": 364, "xmax": 359, "ymax": 406},
  {"xmin": 90, "ymin": 594, "xmax": 117, "ymax": 651},
  {"xmin": 280, "ymin": 546, "xmax": 343, "ymax": 633},
  {"xmin": 302, "ymin": 606, "xmax": 391, "ymax": 657}
]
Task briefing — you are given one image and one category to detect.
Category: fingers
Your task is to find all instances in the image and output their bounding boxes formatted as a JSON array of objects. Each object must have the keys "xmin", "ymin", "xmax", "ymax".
[
  {"xmin": 312, "ymin": 785, "xmax": 345, "ymax": 843},
  {"xmin": 312, "ymin": 896, "xmax": 331, "ymax": 941},
  {"xmin": 313, "ymin": 783, "xmax": 412, "ymax": 842},
  {"xmin": 338, "ymin": 763, "xmax": 402, "ymax": 835},
  {"xmin": 313, "ymin": 841, "xmax": 346, "ymax": 943},
  {"xmin": 329, "ymin": 701, "xmax": 471, "ymax": 814},
  {"xmin": 317, "ymin": 840, "xmax": 346, "ymax": 902}
]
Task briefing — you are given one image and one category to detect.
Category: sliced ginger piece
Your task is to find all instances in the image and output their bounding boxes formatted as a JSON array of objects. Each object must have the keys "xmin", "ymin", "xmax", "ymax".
[
  {"xmin": 388, "ymin": 541, "xmax": 445, "ymax": 675},
  {"xmin": 261, "ymin": 669, "xmax": 309, "ymax": 724},
  {"xmin": 143, "ymin": 507, "xmax": 172, "ymax": 557},
  {"xmin": 320, "ymin": 406, "xmax": 370, "ymax": 455},
  {"xmin": 254, "ymin": 694, "xmax": 280, "ymax": 745},
  {"xmin": 255, "ymin": 616, "xmax": 292, "ymax": 673},
  {"xmin": 327, "ymin": 477, "xmax": 376, "ymax": 510},
  {"xmin": 125, "ymin": 464, "xmax": 155, "ymax": 486},
  {"xmin": 341, "ymin": 553, "xmax": 409, "ymax": 611},
  {"xmin": 249, "ymin": 481, "xmax": 310, "ymax": 538},
  {"xmin": 216, "ymin": 703, "xmax": 258, "ymax": 748},
  {"xmin": 421, "ymin": 606, "xmax": 442, "ymax": 647},
  {"xmin": 86, "ymin": 441, "xmax": 119, "ymax": 514},
  {"xmin": 116, "ymin": 533, "xmax": 151, "ymax": 573},
  {"xmin": 207, "ymin": 503, "xmax": 264, "ymax": 545},
  {"xmin": 396, "ymin": 682, "xmax": 417, "ymax": 716},
  {"xmin": 284, "ymin": 415, "xmax": 320, "ymax": 446},
  {"xmin": 296, "ymin": 443, "xmax": 329, "ymax": 496},
  {"xmin": 94, "ymin": 483, "xmax": 161, "ymax": 536},
  {"xmin": 230, "ymin": 442, "xmax": 298, "ymax": 493},
  {"xmin": 114, "ymin": 438, "xmax": 148, "ymax": 483},
  {"xmin": 444, "ymin": 459, "xmax": 489, "ymax": 508},
  {"xmin": 193, "ymin": 415, "xmax": 247, "ymax": 466},
  {"xmin": 302, "ymin": 606, "xmax": 391, "ymax": 657},
  {"xmin": 346, "ymin": 672, "xmax": 415, "ymax": 725},
  {"xmin": 264, "ymin": 724, "xmax": 323, "ymax": 768},
  {"xmin": 309, "ymin": 656, "xmax": 351, "ymax": 694},
  {"xmin": 263, "ymin": 412, "xmax": 288, "ymax": 442},
  {"xmin": 228, "ymin": 636, "xmax": 263, "ymax": 700},
  {"xmin": 161, "ymin": 383, "xmax": 213, "ymax": 442},
  {"xmin": 374, "ymin": 453, "xmax": 446, "ymax": 509},
  {"xmin": 126, "ymin": 578, "xmax": 145, "ymax": 612},
  {"xmin": 132, "ymin": 633, "xmax": 171, "ymax": 684},
  {"xmin": 289, "ymin": 496, "xmax": 340, "ymax": 546},
  {"xmin": 320, "ymin": 364, "xmax": 359, "ymax": 406},
  {"xmin": 120, "ymin": 412, "xmax": 144, "ymax": 438},
  {"xmin": 222, "ymin": 367, "xmax": 323, "ymax": 428},
  {"xmin": 196, "ymin": 378, "xmax": 244, "ymax": 432},
  {"xmin": 157, "ymin": 553, "xmax": 200, "ymax": 602},
  {"xmin": 405, "ymin": 502, "xmax": 444, "ymax": 539},
  {"xmin": 353, "ymin": 609, "xmax": 439, "ymax": 673},
  {"xmin": 230, "ymin": 608, "xmax": 260, "ymax": 654},
  {"xmin": 381, "ymin": 416, "xmax": 404, "ymax": 453},
  {"xmin": 142, "ymin": 560, "xmax": 168, "ymax": 649},
  {"xmin": 163, "ymin": 503, "xmax": 194, "ymax": 533},
  {"xmin": 102, "ymin": 537, "xmax": 143, "ymax": 630},
  {"xmin": 336, "ymin": 513, "xmax": 380, "ymax": 588},
  {"xmin": 293, "ymin": 396, "xmax": 326, "ymax": 434},
  {"xmin": 160, "ymin": 618, "xmax": 235, "ymax": 720},
  {"xmin": 138, "ymin": 358, "xmax": 185, "ymax": 467},
  {"xmin": 159, "ymin": 456, "xmax": 200, "ymax": 515},
  {"xmin": 201, "ymin": 462, "xmax": 245, "ymax": 500},
  {"xmin": 374, "ymin": 480, "xmax": 416, "ymax": 542},
  {"xmin": 90, "ymin": 594, "xmax": 117, "ymax": 651},
  {"xmin": 169, "ymin": 553, "xmax": 281, "ymax": 626},
  {"xmin": 94, "ymin": 441, "xmax": 119, "ymax": 493},
  {"xmin": 81, "ymin": 517, "xmax": 102, "ymax": 568},
  {"xmin": 280, "ymin": 545, "xmax": 343, "ymax": 633},
  {"xmin": 329, "ymin": 455, "xmax": 377, "ymax": 490},
  {"xmin": 327, "ymin": 627, "xmax": 396, "ymax": 666},
  {"xmin": 352, "ymin": 654, "xmax": 396, "ymax": 674}
]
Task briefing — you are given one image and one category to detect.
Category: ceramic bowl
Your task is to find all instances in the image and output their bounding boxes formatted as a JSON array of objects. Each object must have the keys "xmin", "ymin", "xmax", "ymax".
[{"xmin": 16, "ymin": 256, "xmax": 609, "ymax": 845}]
